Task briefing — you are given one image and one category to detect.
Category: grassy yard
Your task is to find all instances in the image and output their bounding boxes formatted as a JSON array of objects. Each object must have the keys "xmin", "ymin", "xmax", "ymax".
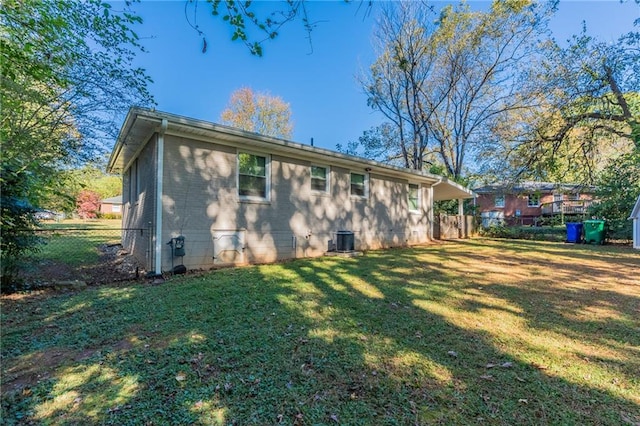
[
  {"xmin": 1, "ymin": 239, "xmax": 638, "ymax": 425},
  {"xmin": 30, "ymin": 219, "xmax": 124, "ymax": 267}
]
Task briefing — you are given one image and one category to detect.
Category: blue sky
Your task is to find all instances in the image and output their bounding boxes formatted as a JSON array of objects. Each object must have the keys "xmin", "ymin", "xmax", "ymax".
[{"xmin": 126, "ymin": 1, "xmax": 639, "ymax": 151}]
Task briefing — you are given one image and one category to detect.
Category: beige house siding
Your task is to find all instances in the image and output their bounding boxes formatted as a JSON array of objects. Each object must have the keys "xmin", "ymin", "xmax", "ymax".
[
  {"xmin": 108, "ymin": 109, "xmax": 474, "ymax": 275},
  {"xmin": 158, "ymin": 134, "xmax": 432, "ymax": 271},
  {"xmin": 122, "ymin": 136, "xmax": 157, "ymax": 267}
]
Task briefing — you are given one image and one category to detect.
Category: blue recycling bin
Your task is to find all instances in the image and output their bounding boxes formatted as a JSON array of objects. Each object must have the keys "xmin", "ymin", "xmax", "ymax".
[{"xmin": 566, "ymin": 222, "xmax": 583, "ymax": 243}]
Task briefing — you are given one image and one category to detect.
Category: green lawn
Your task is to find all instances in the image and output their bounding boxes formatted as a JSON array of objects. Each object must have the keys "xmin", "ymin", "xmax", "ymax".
[
  {"xmin": 30, "ymin": 219, "xmax": 124, "ymax": 266},
  {"xmin": 1, "ymin": 239, "xmax": 639, "ymax": 425}
]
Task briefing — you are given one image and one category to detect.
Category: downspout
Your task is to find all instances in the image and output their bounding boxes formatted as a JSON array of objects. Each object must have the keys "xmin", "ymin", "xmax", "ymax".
[{"xmin": 154, "ymin": 118, "xmax": 168, "ymax": 275}]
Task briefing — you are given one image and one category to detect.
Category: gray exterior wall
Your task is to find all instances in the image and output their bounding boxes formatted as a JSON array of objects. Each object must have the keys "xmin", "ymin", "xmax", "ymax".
[
  {"xmin": 122, "ymin": 136, "xmax": 157, "ymax": 268},
  {"xmin": 157, "ymin": 134, "xmax": 431, "ymax": 271}
]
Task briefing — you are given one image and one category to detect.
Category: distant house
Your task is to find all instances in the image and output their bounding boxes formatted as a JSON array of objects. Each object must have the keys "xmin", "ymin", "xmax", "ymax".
[
  {"xmin": 106, "ymin": 108, "xmax": 474, "ymax": 275},
  {"xmin": 99, "ymin": 195, "xmax": 123, "ymax": 217},
  {"xmin": 474, "ymin": 182, "xmax": 596, "ymax": 226},
  {"xmin": 630, "ymin": 194, "xmax": 640, "ymax": 249}
]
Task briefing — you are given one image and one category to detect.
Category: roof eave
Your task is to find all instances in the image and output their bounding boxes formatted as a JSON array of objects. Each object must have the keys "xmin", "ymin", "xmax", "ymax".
[{"xmin": 107, "ymin": 108, "xmax": 475, "ymax": 200}]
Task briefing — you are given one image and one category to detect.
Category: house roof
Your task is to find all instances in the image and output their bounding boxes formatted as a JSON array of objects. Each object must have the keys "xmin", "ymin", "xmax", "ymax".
[
  {"xmin": 101, "ymin": 195, "xmax": 122, "ymax": 205},
  {"xmin": 630, "ymin": 194, "xmax": 640, "ymax": 219},
  {"xmin": 473, "ymin": 181, "xmax": 595, "ymax": 194},
  {"xmin": 107, "ymin": 108, "xmax": 474, "ymax": 201}
]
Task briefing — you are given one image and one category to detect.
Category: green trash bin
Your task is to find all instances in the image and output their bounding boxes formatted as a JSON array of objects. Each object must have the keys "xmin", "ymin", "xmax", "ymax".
[{"xmin": 583, "ymin": 220, "xmax": 606, "ymax": 245}]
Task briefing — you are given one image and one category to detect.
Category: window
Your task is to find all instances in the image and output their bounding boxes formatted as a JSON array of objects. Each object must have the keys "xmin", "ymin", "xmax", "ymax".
[
  {"xmin": 408, "ymin": 183, "xmax": 420, "ymax": 211},
  {"xmin": 569, "ymin": 193, "xmax": 580, "ymax": 201},
  {"xmin": 311, "ymin": 165, "xmax": 329, "ymax": 193},
  {"xmin": 350, "ymin": 172, "xmax": 368, "ymax": 197},
  {"xmin": 112, "ymin": 205, "xmax": 121, "ymax": 213},
  {"xmin": 494, "ymin": 195, "xmax": 505, "ymax": 208},
  {"xmin": 128, "ymin": 159, "xmax": 139, "ymax": 203},
  {"xmin": 238, "ymin": 152, "xmax": 269, "ymax": 199},
  {"xmin": 527, "ymin": 193, "xmax": 541, "ymax": 207}
]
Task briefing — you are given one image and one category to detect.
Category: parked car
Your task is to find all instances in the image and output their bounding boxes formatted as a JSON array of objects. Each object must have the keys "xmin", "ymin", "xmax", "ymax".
[{"xmin": 34, "ymin": 209, "xmax": 63, "ymax": 221}]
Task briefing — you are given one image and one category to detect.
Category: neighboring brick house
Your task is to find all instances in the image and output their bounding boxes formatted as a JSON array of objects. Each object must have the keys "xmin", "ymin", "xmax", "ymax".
[
  {"xmin": 99, "ymin": 195, "xmax": 122, "ymax": 217},
  {"xmin": 474, "ymin": 182, "xmax": 596, "ymax": 226},
  {"xmin": 106, "ymin": 108, "xmax": 474, "ymax": 275}
]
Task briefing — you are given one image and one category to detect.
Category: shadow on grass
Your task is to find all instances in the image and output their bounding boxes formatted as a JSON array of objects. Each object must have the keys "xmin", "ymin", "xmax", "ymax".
[{"xmin": 1, "ymin": 240, "xmax": 639, "ymax": 424}]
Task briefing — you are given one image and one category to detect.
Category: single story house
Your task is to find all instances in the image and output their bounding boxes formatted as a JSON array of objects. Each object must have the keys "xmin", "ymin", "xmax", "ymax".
[
  {"xmin": 474, "ymin": 182, "xmax": 596, "ymax": 226},
  {"xmin": 107, "ymin": 108, "xmax": 474, "ymax": 275},
  {"xmin": 631, "ymin": 194, "xmax": 640, "ymax": 249},
  {"xmin": 99, "ymin": 195, "xmax": 123, "ymax": 217}
]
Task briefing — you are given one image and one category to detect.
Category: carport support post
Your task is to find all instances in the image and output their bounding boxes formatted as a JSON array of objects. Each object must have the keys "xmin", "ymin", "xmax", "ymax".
[
  {"xmin": 429, "ymin": 186, "xmax": 435, "ymax": 240},
  {"xmin": 458, "ymin": 198, "xmax": 464, "ymax": 238}
]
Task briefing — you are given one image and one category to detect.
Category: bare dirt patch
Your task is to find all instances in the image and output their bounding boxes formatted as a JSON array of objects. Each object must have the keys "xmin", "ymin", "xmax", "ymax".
[
  {"xmin": 17, "ymin": 244, "xmax": 146, "ymax": 289},
  {"xmin": 1, "ymin": 348, "xmax": 91, "ymax": 394}
]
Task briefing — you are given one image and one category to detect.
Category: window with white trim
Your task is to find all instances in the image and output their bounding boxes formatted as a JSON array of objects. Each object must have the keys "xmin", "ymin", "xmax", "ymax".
[
  {"xmin": 527, "ymin": 193, "xmax": 541, "ymax": 207},
  {"xmin": 495, "ymin": 195, "xmax": 505, "ymax": 208},
  {"xmin": 238, "ymin": 152, "xmax": 269, "ymax": 200},
  {"xmin": 350, "ymin": 172, "xmax": 368, "ymax": 197},
  {"xmin": 311, "ymin": 165, "xmax": 329, "ymax": 193},
  {"xmin": 408, "ymin": 183, "xmax": 420, "ymax": 211}
]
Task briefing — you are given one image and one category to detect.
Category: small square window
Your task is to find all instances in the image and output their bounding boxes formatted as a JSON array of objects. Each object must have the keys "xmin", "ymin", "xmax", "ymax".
[
  {"xmin": 408, "ymin": 183, "xmax": 420, "ymax": 211},
  {"xmin": 527, "ymin": 193, "xmax": 541, "ymax": 207},
  {"xmin": 495, "ymin": 195, "xmax": 505, "ymax": 208},
  {"xmin": 350, "ymin": 172, "xmax": 368, "ymax": 197},
  {"xmin": 311, "ymin": 165, "xmax": 329, "ymax": 193}
]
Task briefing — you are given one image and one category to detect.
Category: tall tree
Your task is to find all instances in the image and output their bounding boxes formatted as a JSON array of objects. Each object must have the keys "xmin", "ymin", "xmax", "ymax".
[
  {"xmin": 360, "ymin": 1, "xmax": 555, "ymax": 179},
  {"xmin": 499, "ymin": 27, "xmax": 640, "ymax": 183},
  {"xmin": 220, "ymin": 87, "xmax": 294, "ymax": 139},
  {"xmin": 360, "ymin": 3, "xmax": 436, "ymax": 171},
  {"xmin": 1, "ymin": 0, "xmax": 153, "ymax": 289}
]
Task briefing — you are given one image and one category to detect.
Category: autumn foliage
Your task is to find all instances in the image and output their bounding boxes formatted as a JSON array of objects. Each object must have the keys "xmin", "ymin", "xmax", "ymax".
[
  {"xmin": 76, "ymin": 190, "xmax": 101, "ymax": 219},
  {"xmin": 220, "ymin": 87, "xmax": 293, "ymax": 139}
]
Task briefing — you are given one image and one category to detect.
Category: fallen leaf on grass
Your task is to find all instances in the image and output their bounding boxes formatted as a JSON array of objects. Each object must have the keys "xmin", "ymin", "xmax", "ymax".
[
  {"xmin": 501, "ymin": 362, "xmax": 513, "ymax": 368},
  {"xmin": 448, "ymin": 351, "xmax": 458, "ymax": 358},
  {"xmin": 485, "ymin": 363, "xmax": 496, "ymax": 369},
  {"xmin": 518, "ymin": 399, "xmax": 528, "ymax": 404},
  {"xmin": 175, "ymin": 372, "xmax": 186, "ymax": 382},
  {"xmin": 515, "ymin": 376, "xmax": 526, "ymax": 383},
  {"xmin": 480, "ymin": 374, "xmax": 494, "ymax": 381}
]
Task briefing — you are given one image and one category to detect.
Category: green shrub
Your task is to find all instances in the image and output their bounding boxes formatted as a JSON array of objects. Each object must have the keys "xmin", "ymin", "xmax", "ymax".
[
  {"xmin": 479, "ymin": 224, "xmax": 566, "ymax": 242},
  {"xmin": 605, "ymin": 219, "xmax": 633, "ymax": 241},
  {"xmin": 478, "ymin": 224, "xmax": 515, "ymax": 238},
  {"xmin": 1, "ymin": 163, "xmax": 45, "ymax": 293},
  {"xmin": 97, "ymin": 212, "xmax": 122, "ymax": 220}
]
